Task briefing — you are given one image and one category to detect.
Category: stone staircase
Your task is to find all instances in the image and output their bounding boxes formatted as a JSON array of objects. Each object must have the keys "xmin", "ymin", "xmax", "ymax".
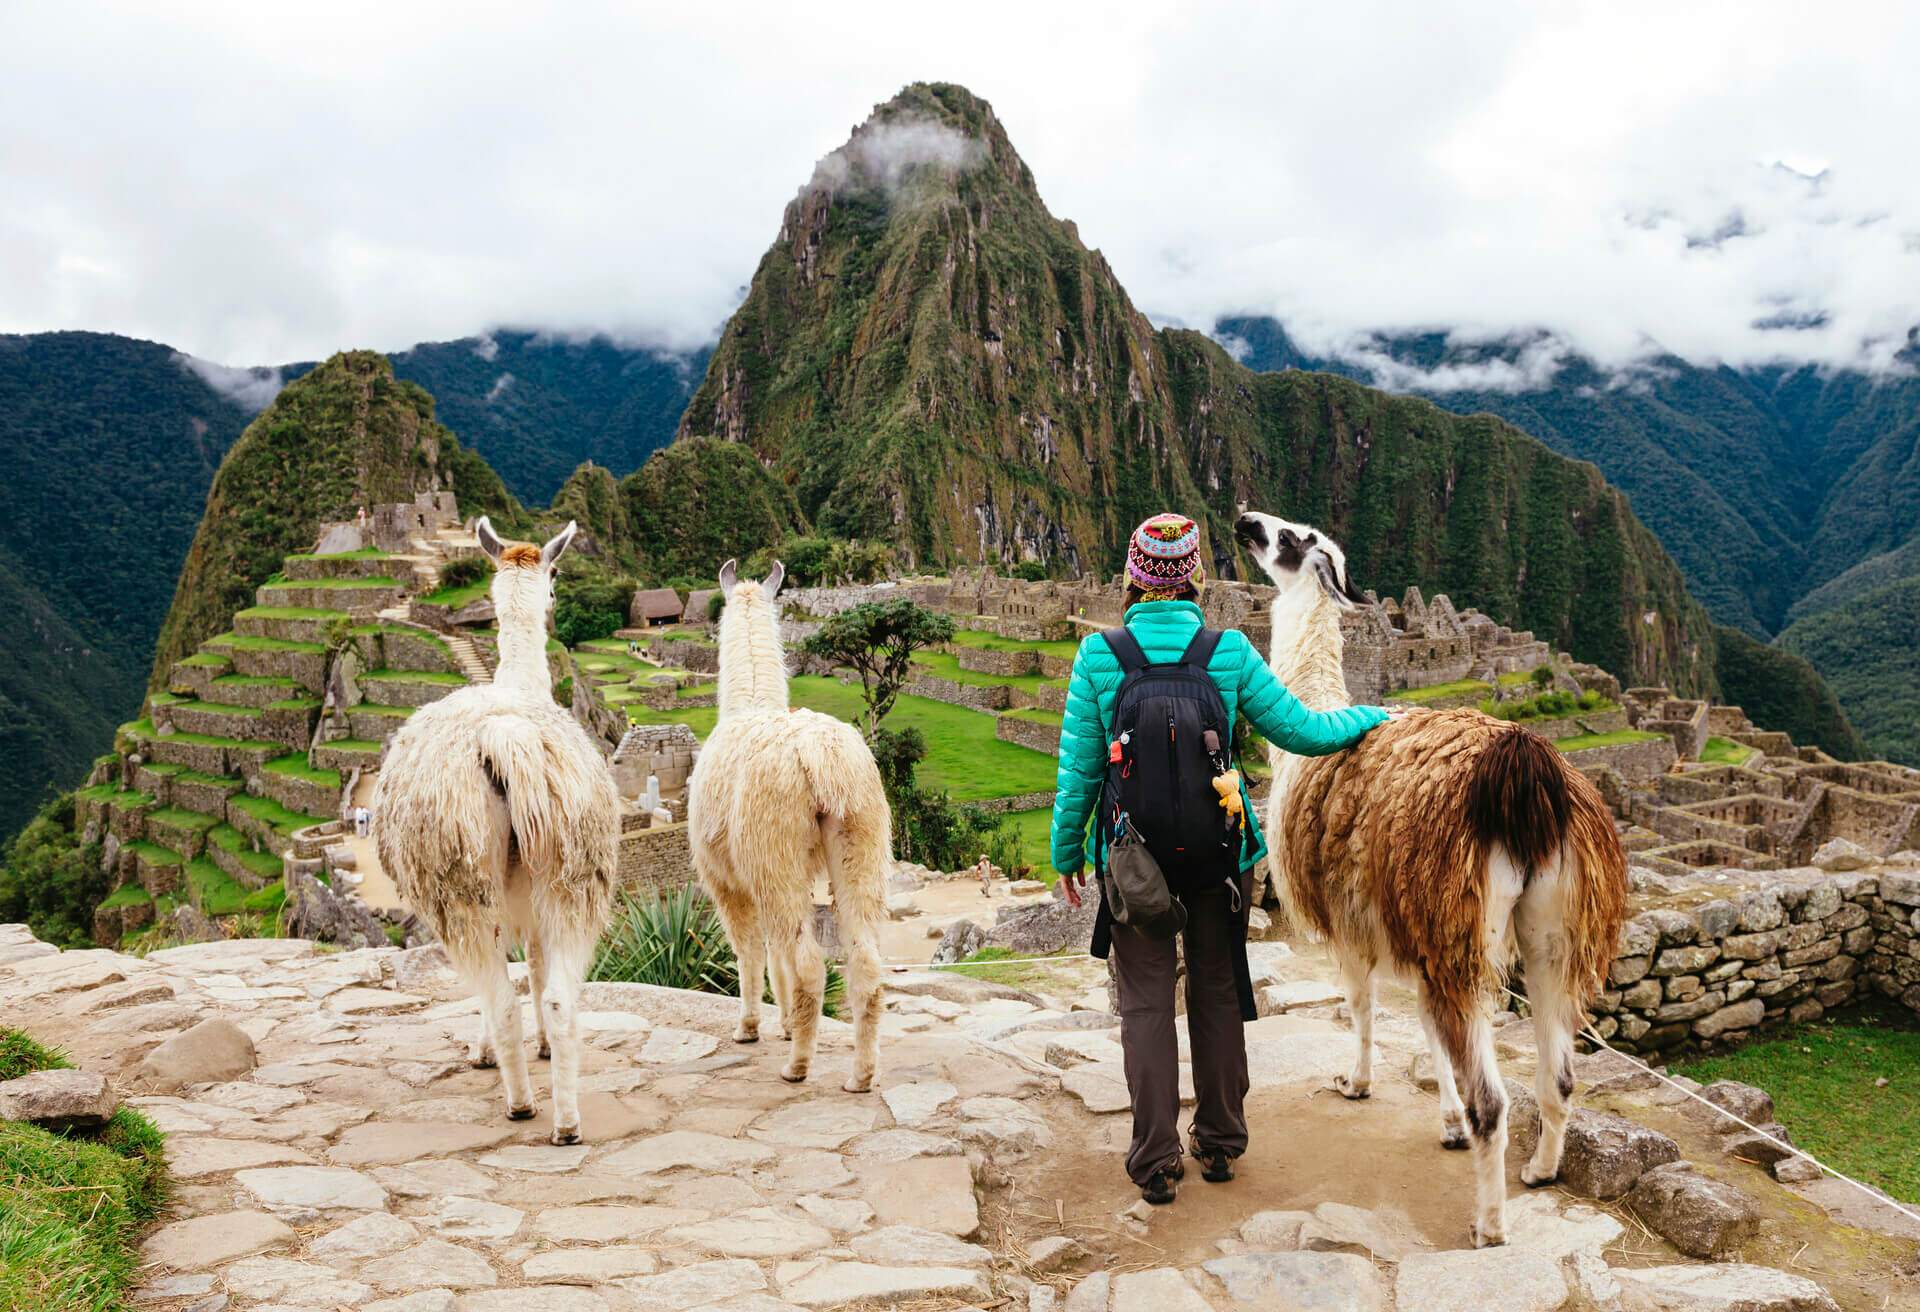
[{"xmin": 442, "ymin": 630, "xmax": 493, "ymax": 684}]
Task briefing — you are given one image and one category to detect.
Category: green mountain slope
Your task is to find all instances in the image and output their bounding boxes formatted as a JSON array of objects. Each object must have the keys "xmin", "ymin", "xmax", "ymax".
[
  {"xmin": 148, "ymin": 351, "xmax": 518, "ymax": 683},
  {"xmin": 387, "ymin": 331, "xmax": 709, "ymax": 503},
  {"xmin": 675, "ymin": 82, "xmax": 1718, "ymax": 694},
  {"xmin": 0, "ymin": 332, "xmax": 254, "ymax": 834},
  {"xmin": 1779, "ymin": 578, "xmax": 1920, "ymax": 765}
]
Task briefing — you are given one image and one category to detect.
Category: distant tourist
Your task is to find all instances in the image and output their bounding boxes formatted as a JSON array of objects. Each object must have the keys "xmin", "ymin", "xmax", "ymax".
[
  {"xmin": 974, "ymin": 853, "xmax": 994, "ymax": 898},
  {"xmin": 353, "ymin": 806, "xmax": 371, "ymax": 838},
  {"xmin": 356, "ymin": 505, "xmax": 367, "ymax": 531},
  {"xmin": 1048, "ymin": 511, "xmax": 1394, "ymax": 1208}
]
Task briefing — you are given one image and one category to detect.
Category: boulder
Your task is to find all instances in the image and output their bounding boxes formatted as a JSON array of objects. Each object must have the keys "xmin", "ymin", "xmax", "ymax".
[
  {"xmin": 1202, "ymin": 1251, "xmax": 1387, "ymax": 1310},
  {"xmin": 1558, "ymin": 1110, "xmax": 1682, "ymax": 1199},
  {"xmin": 169, "ymin": 904, "xmax": 222, "ymax": 944},
  {"xmin": 0, "ymin": 1067, "xmax": 118, "ymax": 1130},
  {"xmin": 1626, "ymin": 1162, "xmax": 1761, "ymax": 1258},
  {"xmin": 988, "ymin": 890, "xmax": 1097, "ymax": 954},
  {"xmin": 1009, "ymin": 879, "xmax": 1048, "ymax": 896},
  {"xmin": 931, "ymin": 919, "xmax": 989, "ymax": 965},
  {"xmin": 1811, "ymin": 838, "xmax": 1873, "ymax": 872},
  {"xmin": 1696, "ymin": 1079, "xmax": 1774, "ymax": 1126},
  {"xmin": 1721, "ymin": 1124, "xmax": 1796, "ymax": 1168},
  {"xmin": 283, "ymin": 868, "xmax": 388, "ymax": 948},
  {"xmin": 136, "ymin": 1017, "xmax": 256, "ymax": 1091},
  {"xmin": 1394, "ymin": 1247, "xmax": 1568, "ymax": 1312}
]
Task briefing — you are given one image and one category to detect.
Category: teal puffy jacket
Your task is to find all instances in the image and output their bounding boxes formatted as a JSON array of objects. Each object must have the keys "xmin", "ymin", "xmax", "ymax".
[{"xmin": 1048, "ymin": 600, "xmax": 1389, "ymax": 875}]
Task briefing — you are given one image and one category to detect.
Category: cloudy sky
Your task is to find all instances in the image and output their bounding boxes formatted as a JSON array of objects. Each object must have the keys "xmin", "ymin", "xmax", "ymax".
[{"xmin": 3, "ymin": 1, "xmax": 1916, "ymax": 380}]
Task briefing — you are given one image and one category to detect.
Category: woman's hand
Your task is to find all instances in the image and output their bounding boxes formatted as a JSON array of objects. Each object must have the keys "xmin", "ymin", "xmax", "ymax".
[
  {"xmin": 1059, "ymin": 870, "xmax": 1087, "ymax": 908},
  {"xmin": 1384, "ymin": 706, "xmax": 1413, "ymax": 722}
]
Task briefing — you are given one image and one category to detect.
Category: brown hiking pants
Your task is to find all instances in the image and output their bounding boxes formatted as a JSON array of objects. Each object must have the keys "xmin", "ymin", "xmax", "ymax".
[{"xmin": 1110, "ymin": 886, "xmax": 1250, "ymax": 1186}]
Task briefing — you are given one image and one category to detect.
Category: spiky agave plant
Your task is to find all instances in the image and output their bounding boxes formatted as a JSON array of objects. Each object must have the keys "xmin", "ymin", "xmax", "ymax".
[{"xmin": 590, "ymin": 884, "xmax": 843, "ymax": 1015}]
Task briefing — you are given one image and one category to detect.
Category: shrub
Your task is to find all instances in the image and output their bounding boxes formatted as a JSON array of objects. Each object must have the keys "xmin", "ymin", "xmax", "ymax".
[
  {"xmin": 0, "ymin": 796, "xmax": 107, "ymax": 949},
  {"xmin": 707, "ymin": 592, "xmax": 726, "ymax": 623},
  {"xmin": 1012, "ymin": 560, "xmax": 1047, "ymax": 582},
  {"xmin": 591, "ymin": 885, "xmax": 842, "ymax": 1015},
  {"xmin": 1530, "ymin": 665, "xmax": 1555, "ymax": 688},
  {"xmin": 553, "ymin": 575, "xmax": 632, "ymax": 648},
  {"xmin": 438, "ymin": 554, "xmax": 492, "ymax": 590},
  {"xmin": 801, "ymin": 600, "xmax": 955, "ymax": 731}
]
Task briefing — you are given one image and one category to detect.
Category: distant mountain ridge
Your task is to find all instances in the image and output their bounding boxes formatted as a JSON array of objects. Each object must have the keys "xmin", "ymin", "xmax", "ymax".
[{"xmin": 1213, "ymin": 316, "xmax": 1914, "ymax": 761}]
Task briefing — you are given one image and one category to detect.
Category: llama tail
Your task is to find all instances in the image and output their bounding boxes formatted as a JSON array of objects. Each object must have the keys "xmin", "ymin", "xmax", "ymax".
[
  {"xmin": 477, "ymin": 714, "xmax": 565, "ymax": 877},
  {"xmin": 1466, "ymin": 728, "xmax": 1572, "ymax": 881},
  {"xmin": 1557, "ymin": 771, "xmax": 1631, "ymax": 1002}
]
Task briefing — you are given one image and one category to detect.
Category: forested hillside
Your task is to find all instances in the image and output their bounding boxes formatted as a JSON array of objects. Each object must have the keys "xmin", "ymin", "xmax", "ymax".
[{"xmin": 1217, "ymin": 316, "xmax": 1913, "ymax": 760}]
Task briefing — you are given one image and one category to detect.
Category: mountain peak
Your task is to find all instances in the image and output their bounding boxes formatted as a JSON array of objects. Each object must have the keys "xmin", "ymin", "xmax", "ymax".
[{"xmin": 806, "ymin": 82, "xmax": 1035, "ymax": 203}]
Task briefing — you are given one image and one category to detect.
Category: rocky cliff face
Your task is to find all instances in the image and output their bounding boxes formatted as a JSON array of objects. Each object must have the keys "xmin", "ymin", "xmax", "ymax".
[{"xmin": 675, "ymin": 83, "xmax": 1720, "ymax": 692}]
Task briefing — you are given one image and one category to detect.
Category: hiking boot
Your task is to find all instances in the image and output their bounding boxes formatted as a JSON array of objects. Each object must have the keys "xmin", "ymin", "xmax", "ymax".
[
  {"xmin": 1141, "ymin": 1169, "xmax": 1177, "ymax": 1205},
  {"xmin": 1195, "ymin": 1147, "xmax": 1234, "ymax": 1183}
]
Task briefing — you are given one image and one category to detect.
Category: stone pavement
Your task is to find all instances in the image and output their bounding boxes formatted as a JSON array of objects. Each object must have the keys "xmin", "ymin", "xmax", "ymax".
[{"xmin": 2, "ymin": 923, "xmax": 1909, "ymax": 1311}]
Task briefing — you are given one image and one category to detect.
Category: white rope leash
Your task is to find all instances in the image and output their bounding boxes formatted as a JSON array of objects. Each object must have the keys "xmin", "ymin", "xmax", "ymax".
[{"xmin": 882, "ymin": 951, "xmax": 1096, "ymax": 971}]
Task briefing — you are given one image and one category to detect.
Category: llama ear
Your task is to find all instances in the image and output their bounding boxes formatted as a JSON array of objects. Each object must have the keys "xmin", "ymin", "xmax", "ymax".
[
  {"xmin": 541, "ymin": 520, "xmax": 579, "ymax": 569},
  {"xmin": 1341, "ymin": 570, "xmax": 1370, "ymax": 608},
  {"xmin": 475, "ymin": 517, "xmax": 505, "ymax": 564},
  {"xmin": 1311, "ymin": 553, "xmax": 1361, "ymax": 609},
  {"xmin": 718, "ymin": 559, "xmax": 737, "ymax": 592},
  {"xmin": 761, "ymin": 560, "xmax": 785, "ymax": 602}
]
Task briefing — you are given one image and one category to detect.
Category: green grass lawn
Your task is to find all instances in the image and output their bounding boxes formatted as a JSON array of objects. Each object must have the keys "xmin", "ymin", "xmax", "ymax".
[
  {"xmin": 123, "ymin": 840, "xmax": 182, "ymax": 868},
  {"xmin": 0, "ymin": 1031, "xmax": 168, "ymax": 1312},
  {"xmin": 1389, "ymin": 678, "xmax": 1494, "ymax": 704},
  {"xmin": 277, "ymin": 575, "xmax": 401, "ymax": 590},
  {"xmin": 235, "ymin": 605, "xmax": 349, "ymax": 622},
  {"xmin": 1556, "ymin": 729, "xmax": 1664, "ymax": 752},
  {"xmin": 209, "ymin": 823, "xmax": 288, "ymax": 879},
  {"xmin": 1674, "ymin": 1001, "xmax": 1920, "ymax": 1203},
  {"xmin": 622, "ymin": 676, "xmax": 1058, "ymax": 802},
  {"xmin": 944, "ymin": 945, "xmax": 1083, "ymax": 990},
  {"xmin": 145, "ymin": 806, "xmax": 220, "ymax": 833},
  {"xmin": 1700, "ymin": 736, "xmax": 1760, "ymax": 767},
  {"xmin": 912, "ymin": 649, "xmax": 1063, "ymax": 696},
  {"xmin": 74, "ymin": 785, "xmax": 152, "ymax": 810},
  {"xmin": 227, "ymin": 794, "xmax": 329, "ymax": 836},
  {"xmin": 284, "ymin": 546, "xmax": 389, "ymax": 562},
  {"xmin": 947, "ymin": 629, "xmax": 1084, "ymax": 662},
  {"xmin": 205, "ymin": 632, "xmax": 326, "ymax": 654},
  {"xmin": 96, "ymin": 883, "xmax": 152, "ymax": 911},
  {"xmin": 177, "ymin": 651, "xmax": 229, "ymax": 668},
  {"xmin": 119, "ymin": 719, "xmax": 280, "ymax": 752},
  {"xmin": 263, "ymin": 756, "xmax": 341, "ymax": 788},
  {"xmin": 420, "ymin": 577, "xmax": 492, "ymax": 608},
  {"xmin": 364, "ymin": 668, "xmax": 468, "ymax": 685}
]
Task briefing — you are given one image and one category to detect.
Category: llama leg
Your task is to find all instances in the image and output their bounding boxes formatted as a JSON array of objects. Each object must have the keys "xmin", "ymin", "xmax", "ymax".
[
  {"xmin": 709, "ymin": 883, "xmax": 766, "ymax": 1044},
  {"xmin": 1442, "ymin": 1009, "xmax": 1510, "ymax": 1248},
  {"xmin": 778, "ymin": 917, "xmax": 827, "ymax": 1084},
  {"xmin": 767, "ymin": 946, "xmax": 795, "ymax": 1041},
  {"xmin": 463, "ymin": 947, "xmax": 535, "ymax": 1120},
  {"xmin": 1333, "ymin": 958, "xmax": 1375, "ymax": 1099},
  {"xmin": 1516, "ymin": 873, "xmax": 1578, "ymax": 1187},
  {"xmin": 1418, "ymin": 987, "xmax": 1470, "ymax": 1150},
  {"xmin": 823, "ymin": 811, "xmax": 886, "ymax": 1093},
  {"xmin": 526, "ymin": 935, "xmax": 552, "ymax": 1061},
  {"xmin": 536, "ymin": 932, "xmax": 591, "ymax": 1145}
]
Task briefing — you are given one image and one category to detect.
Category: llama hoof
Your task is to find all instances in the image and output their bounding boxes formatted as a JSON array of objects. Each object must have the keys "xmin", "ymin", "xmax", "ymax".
[
  {"xmin": 1440, "ymin": 1130, "xmax": 1469, "ymax": 1151},
  {"xmin": 1469, "ymin": 1219, "xmax": 1507, "ymax": 1249},
  {"xmin": 733, "ymin": 1030, "xmax": 759, "ymax": 1044},
  {"xmin": 551, "ymin": 1127, "xmax": 581, "ymax": 1146},
  {"xmin": 507, "ymin": 1104, "xmax": 535, "ymax": 1121},
  {"xmin": 1520, "ymin": 1164, "xmax": 1560, "ymax": 1188},
  {"xmin": 1333, "ymin": 1074, "xmax": 1371, "ymax": 1100},
  {"xmin": 842, "ymin": 1075, "xmax": 873, "ymax": 1094},
  {"xmin": 470, "ymin": 1052, "xmax": 497, "ymax": 1070},
  {"xmin": 537, "ymin": 1044, "xmax": 551, "ymax": 1061},
  {"xmin": 779, "ymin": 1064, "xmax": 809, "ymax": 1084}
]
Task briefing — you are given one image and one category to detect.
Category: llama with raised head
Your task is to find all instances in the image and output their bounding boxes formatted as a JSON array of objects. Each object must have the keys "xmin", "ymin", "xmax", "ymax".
[
  {"xmin": 1236, "ymin": 510, "xmax": 1628, "ymax": 1248},
  {"xmin": 374, "ymin": 519, "xmax": 619, "ymax": 1143},
  {"xmin": 686, "ymin": 560, "xmax": 888, "ymax": 1091}
]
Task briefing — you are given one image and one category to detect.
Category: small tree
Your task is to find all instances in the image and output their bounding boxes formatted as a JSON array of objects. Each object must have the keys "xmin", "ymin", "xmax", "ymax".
[
  {"xmin": 801, "ymin": 600, "xmax": 954, "ymax": 733},
  {"xmin": 1530, "ymin": 665, "xmax": 1555, "ymax": 689},
  {"xmin": 1012, "ymin": 559, "xmax": 1047, "ymax": 582}
]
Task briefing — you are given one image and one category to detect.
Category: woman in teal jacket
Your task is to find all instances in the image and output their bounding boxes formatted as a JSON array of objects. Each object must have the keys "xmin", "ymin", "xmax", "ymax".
[{"xmin": 1049, "ymin": 513, "xmax": 1390, "ymax": 1206}]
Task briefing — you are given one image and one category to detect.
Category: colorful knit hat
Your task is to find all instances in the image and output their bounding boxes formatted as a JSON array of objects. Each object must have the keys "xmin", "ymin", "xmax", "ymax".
[{"xmin": 1126, "ymin": 513, "xmax": 1202, "ymax": 599}]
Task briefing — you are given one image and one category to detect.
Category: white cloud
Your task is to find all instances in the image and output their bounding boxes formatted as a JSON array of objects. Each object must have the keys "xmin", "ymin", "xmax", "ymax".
[
  {"xmin": 484, "ymin": 372, "xmax": 513, "ymax": 403},
  {"xmin": 172, "ymin": 353, "xmax": 284, "ymax": 412},
  {"xmin": 807, "ymin": 115, "xmax": 984, "ymax": 196},
  {"xmin": 0, "ymin": 1, "xmax": 1914, "ymax": 378}
]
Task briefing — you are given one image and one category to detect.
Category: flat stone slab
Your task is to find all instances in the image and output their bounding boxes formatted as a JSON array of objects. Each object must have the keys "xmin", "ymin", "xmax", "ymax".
[
  {"xmin": 219, "ymin": 1256, "xmax": 373, "ymax": 1305},
  {"xmin": 1612, "ymin": 1265, "xmax": 1842, "ymax": 1310},
  {"xmin": 776, "ymin": 1258, "xmax": 989, "ymax": 1307},
  {"xmin": 373, "ymin": 1158, "xmax": 499, "ymax": 1197},
  {"xmin": 747, "ymin": 1099, "xmax": 883, "ymax": 1149},
  {"xmin": 636, "ymin": 1025, "xmax": 721, "ymax": 1063},
  {"xmin": 1395, "ymin": 1247, "xmax": 1569, "ymax": 1312},
  {"xmin": 1202, "ymin": 1250, "xmax": 1388, "ymax": 1309},
  {"xmin": 880, "ymin": 1079, "xmax": 956, "ymax": 1125},
  {"xmin": 533, "ymin": 1204, "xmax": 710, "ymax": 1241},
  {"xmin": 0, "ymin": 1067, "xmax": 117, "ymax": 1129},
  {"xmin": 1111, "ymin": 1268, "xmax": 1217, "ymax": 1312},
  {"xmin": 457, "ymin": 1291, "xmax": 610, "ymax": 1312},
  {"xmin": 611, "ymin": 1257, "xmax": 766, "ymax": 1309},
  {"xmin": 310, "ymin": 1211, "xmax": 420, "ymax": 1260},
  {"xmin": 361, "ymin": 1239, "xmax": 499, "ymax": 1290},
  {"xmin": 854, "ymin": 1154, "xmax": 980, "ymax": 1238},
  {"xmin": 664, "ymin": 1206, "xmax": 833, "ymax": 1258},
  {"xmin": 522, "ymin": 1244, "xmax": 660, "ymax": 1282},
  {"xmin": 421, "ymin": 1195, "xmax": 526, "ymax": 1241},
  {"xmin": 165, "ymin": 1136, "xmax": 314, "ymax": 1178},
  {"xmin": 329, "ymin": 1119, "xmax": 514, "ymax": 1165},
  {"xmin": 1503, "ymin": 1192, "xmax": 1626, "ymax": 1258},
  {"xmin": 598, "ymin": 1130, "xmax": 775, "ymax": 1176},
  {"xmin": 140, "ymin": 1210, "xmax": 294, "ymax": 1268},
  {"xmin": 476, "ymin": 1143, "xmax": 590, "ymax": 1173},
  {"xmin": 235, "ymin": 1164, "xmax": 387, "ymax": 1211},
  {"xmin": 850, "ymin": 1224, "xmax": 994, "ymax": 1268}
]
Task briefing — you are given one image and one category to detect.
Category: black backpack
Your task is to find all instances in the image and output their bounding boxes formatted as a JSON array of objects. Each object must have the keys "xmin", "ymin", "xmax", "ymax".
[{"xmin": 1097, "ymin": 627, "xmax": 1240, "ymax": 885}]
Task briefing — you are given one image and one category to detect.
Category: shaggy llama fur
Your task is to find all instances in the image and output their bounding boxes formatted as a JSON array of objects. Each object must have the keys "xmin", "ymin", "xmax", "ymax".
[
  {"xmin": 373, "ymin": 518, "xmax": 619, "ymax": 1142},
  {"xmin": 687, "ymin": 559, "xmax": 890, "ymax": 1091},
  {"xmin": 1237, "ymin": 510, "xmax": 1627, "ymax": 1248}
]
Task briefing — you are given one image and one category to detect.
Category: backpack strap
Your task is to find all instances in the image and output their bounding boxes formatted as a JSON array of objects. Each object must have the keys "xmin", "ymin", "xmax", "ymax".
[
  {"xmin": 1100, "ymin": 627, "xmax": 1150, "ymax": 675},
  {"xmin": 1177, "ymin": 627, "xmax": 1223, "ymax": 673}
]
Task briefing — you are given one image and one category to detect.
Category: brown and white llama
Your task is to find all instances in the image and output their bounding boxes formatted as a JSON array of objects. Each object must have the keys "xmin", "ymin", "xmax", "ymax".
[
  {"xmin": 686, "ymin": 560, "xmax": 889, "ymax": 1091},
  {"xmin": 374, "ymin": 519, "xmax": 619, "ymax": 1143},
  {"xmin": 1236, "ymin": 510, "xmax": 1628, "ymax": 1248}
]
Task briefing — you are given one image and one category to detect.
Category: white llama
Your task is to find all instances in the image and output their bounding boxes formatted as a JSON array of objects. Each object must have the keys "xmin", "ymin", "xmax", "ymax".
[
  {"xmin": 686, "ymin": 560, "xmax": 889, "ymax": 1091},
  {"xmin": 1236, "ymin": 510, "xmax": 1628, "ymax": 1247},
  {"xmin": 374, "ymin": 519, "xmax": 619, "ymax": 1143}
]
